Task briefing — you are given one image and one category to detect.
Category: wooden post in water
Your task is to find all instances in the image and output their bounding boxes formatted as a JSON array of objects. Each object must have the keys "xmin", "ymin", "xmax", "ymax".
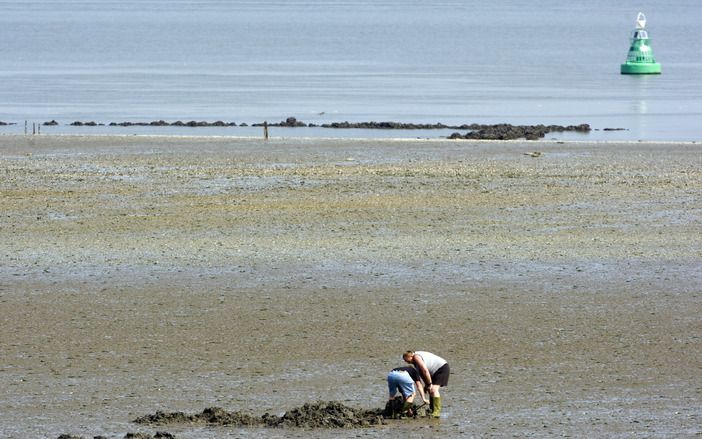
[
  {"xmin": 24, "ymin": 120, "xmax": 27, "ymax": 135},
  {"xmin": 263, "ymin": 121, "xmax": 269, "ymax": 140},
  {"xmin": 32, "ymin": 123, "xmax": 36, "ymax": 135}
]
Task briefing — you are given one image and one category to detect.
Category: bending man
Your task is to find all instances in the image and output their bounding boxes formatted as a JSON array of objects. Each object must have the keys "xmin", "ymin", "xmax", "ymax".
[
  {"xmin": 403, "ymin": 350, "xmax": 450, "ymax": 418},
  {"xmin": 386, "ymin": 365, "xmax": 429, "ymax": 417}
]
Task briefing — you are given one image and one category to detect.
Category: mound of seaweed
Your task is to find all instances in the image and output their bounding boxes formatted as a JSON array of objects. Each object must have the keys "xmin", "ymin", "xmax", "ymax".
[
  {"xmin": 134, "ymin": 406, "xmax": 261, "ymax": 427},
  {"xmin": 135, "ymin": 401, "xmax": 385, "ymax": 429},
  {"xmin": 263, "ymin": 401, "xmax": 384, "ymax": 428}
]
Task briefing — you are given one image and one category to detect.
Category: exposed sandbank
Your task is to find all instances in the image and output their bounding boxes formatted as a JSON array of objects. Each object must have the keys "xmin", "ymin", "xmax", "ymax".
[{"xmin": 1, "ymin": 135, "xmax": 700, "ymax": 438}]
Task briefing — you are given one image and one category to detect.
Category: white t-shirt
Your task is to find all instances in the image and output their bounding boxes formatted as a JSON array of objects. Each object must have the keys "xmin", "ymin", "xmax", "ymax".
[{"xmin": 415, "ymin": 351, "xmax": 447, "ymax": 374}]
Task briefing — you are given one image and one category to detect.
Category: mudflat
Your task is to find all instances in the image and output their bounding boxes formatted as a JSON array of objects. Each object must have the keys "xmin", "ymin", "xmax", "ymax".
[{"xmin": 1, "ymin": 135, "xmax": 700, "ymax": 438}]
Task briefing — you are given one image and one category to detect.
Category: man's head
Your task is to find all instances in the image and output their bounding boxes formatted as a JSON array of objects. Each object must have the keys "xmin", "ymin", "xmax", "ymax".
[{"xmin": 402, "ymin": 351, "xmax": 414, "ymax": 363}]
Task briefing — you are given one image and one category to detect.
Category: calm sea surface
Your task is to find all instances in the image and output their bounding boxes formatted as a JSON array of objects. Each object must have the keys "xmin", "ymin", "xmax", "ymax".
[{"xmin": 1, "ymin": 0, "xmax": 701, "ymax": 140}]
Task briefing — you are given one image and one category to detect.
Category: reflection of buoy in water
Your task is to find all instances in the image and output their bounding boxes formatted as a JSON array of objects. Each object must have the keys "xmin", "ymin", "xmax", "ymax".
[{"xmin": 621, "ymin": 12, "xmax": 661, "ymax": 74}]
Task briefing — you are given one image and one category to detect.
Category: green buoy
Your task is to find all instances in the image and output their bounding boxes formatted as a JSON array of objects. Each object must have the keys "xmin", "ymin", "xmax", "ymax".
[{"xmin": 621, "ymin": 12, "xmax": 661, "ymax": 74}]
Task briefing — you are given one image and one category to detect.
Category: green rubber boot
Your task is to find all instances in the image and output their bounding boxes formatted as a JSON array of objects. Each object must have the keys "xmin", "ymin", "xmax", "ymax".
[
  {"xmin": 430, "ymin": 396, "xmax": 441, "ymax": 418},
  {"xmin": 401, "ymin": 400, "xmax": 413, "ymax": 418}
]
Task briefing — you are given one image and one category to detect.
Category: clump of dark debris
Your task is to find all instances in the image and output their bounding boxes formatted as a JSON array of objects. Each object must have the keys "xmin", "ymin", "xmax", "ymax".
[
  {"xmin": 263, "ymin": 401, "xmax": 384, "ymax": 428},
  {"xmin": 134, "ymin": 401, "xmax": 384, "ymax": 429},
  {"xmin": 59, "ymin": 399, "xmax": 420, "ymax": 438},
  {"xmin": 134, "ymin": 406, "xmax": 261, "ymax": 427}
]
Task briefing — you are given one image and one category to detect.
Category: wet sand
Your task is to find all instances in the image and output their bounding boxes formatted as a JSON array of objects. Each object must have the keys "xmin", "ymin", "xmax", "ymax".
[{"xmin": 1, "ymin": 135, "xmax": 700, "ymax": 438}]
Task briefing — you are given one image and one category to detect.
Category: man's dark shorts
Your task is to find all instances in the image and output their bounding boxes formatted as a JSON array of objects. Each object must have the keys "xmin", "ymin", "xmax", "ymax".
[{"xmin": 432, "ymin": 363, "xmax": 450, "ymax": 387}]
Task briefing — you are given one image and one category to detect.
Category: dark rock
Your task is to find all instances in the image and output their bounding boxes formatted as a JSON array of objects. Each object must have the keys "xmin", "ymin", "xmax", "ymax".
[
  {"xmin": 70, "ymin": 121, "xmax": 99, "ymax": 126},
  {"xmin": 321, "ymin": 121, "xmax": 461, "ymax": 130},
  {"xmin": 254, "ymin": 117, "xmax": 307, "ymax": 127},
  {"xmin": 316, "ymin": 121, "xmax": 592, "ymax": 138},
  {"xmin": 284, "ymin": 117, "xmax": 305, "ymax": 127},
  {"xmin": 43, "ymin": 120, "xmax": 59, "ymax": 126},
  {"xmin": 184, "ymin": 121, "xmax": 209, "ymax": 127},
  {"xmin": 107, "ymin": 120, "xmax": 236, "ymax": 127}
]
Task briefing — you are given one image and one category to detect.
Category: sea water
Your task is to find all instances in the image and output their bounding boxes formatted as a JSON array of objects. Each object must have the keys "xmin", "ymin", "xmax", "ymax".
[{"xmin": 0, "ymin": 0, "xmax": 701, "ymax": 140}]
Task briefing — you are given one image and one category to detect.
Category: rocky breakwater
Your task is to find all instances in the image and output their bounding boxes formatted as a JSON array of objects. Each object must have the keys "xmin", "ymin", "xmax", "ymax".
[
  {"xmin": 19, "ymin": 117, "xmax": 592, "ymax": 140},
  {"xmin": 252, "ymin": 117, "xmax": 307, "ymax": 127},
  {"xmin": 64, "ymin": 120, "xmax": 239, "ymax": 127},
  {"xmin": 318, "ymin": 121, "xmax": 457, "ymax": 129},
  {"xmin": 69, "ymin": 121, "xmax": 103, "ymax": 126},
  {"xmin": 449, "ymin": 123, "xmax": 591, "ymax": 140},
  {"xmin": 34, "ymin": 120, "xmax": 241, "ymax": 127},
  {"xmin": 253, "ymin": 117, "xmax": 467, "ymax": 130},
  {"xmin": 253, "ymin": 117, "xmax": 592, "ymax": 140},
  {"xmin": 109, "ymin": 120, "xmax": 238, "ymax": 127}
]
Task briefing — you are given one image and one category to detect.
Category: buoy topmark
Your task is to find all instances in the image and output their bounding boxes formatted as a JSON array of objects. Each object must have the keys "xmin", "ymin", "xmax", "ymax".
[{"xmin": 621, "ymin": 12, "xmax": 661, "ymax": 74}]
